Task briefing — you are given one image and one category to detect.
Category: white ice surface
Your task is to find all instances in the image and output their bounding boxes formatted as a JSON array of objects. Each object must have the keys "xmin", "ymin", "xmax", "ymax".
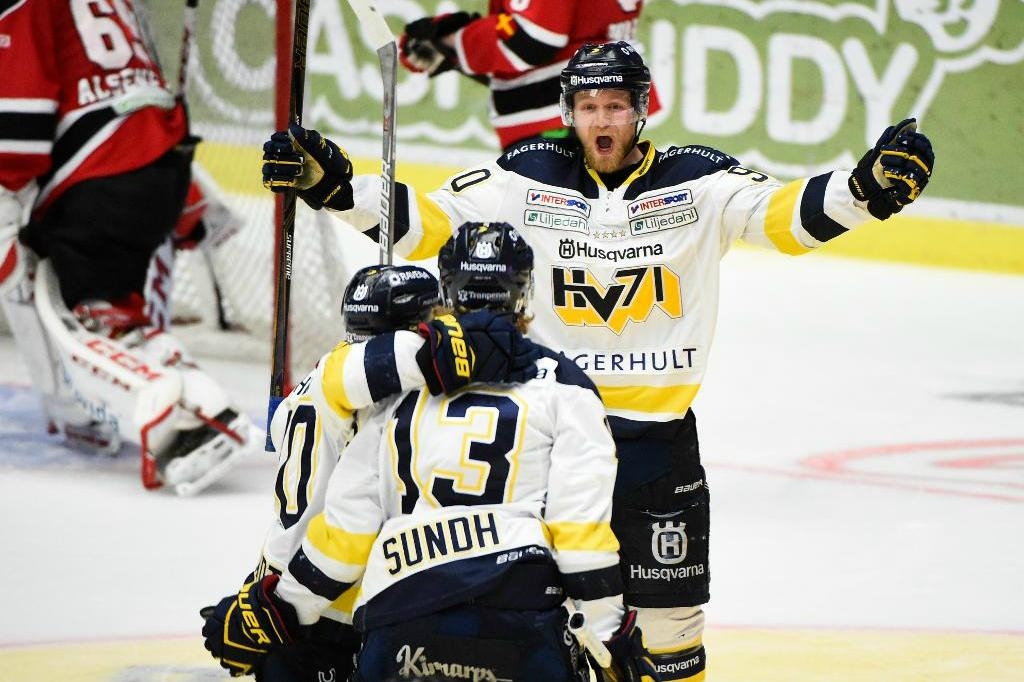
[{"xmin": 1, "ymin": 248, "xmax": 1022, "ymax": 647}]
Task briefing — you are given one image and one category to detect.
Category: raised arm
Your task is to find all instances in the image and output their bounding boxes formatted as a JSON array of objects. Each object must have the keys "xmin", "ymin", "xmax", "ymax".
[{"xmin": 717, "ymin": 119, "xmax": 934, "ymax": 255}]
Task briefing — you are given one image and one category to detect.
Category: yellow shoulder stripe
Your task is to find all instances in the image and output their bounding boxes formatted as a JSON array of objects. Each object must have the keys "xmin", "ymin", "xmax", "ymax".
[
  {"xmin": 306, "ymin": 513, "xmax": 377, "ymax": 566},
  {"xmin": 407, "ymin": 192, "xmax": 453, "ymax": 261},
  {"xmin": 547, "ymin": 521, "xmax": 619, "ymax": 552},
  {"xmin": 765, "ymin": 179, "xmax": 812, "ymax": 255},
  {"xmin": 321, "ymin": 343, "xmax": 356, "ymax": 419}
]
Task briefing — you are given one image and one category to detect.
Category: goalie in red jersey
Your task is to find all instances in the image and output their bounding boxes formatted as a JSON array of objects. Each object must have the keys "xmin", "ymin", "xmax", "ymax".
[{"xmin": 0, "ymin": 0, "xmax": 254, "ymax": 495}]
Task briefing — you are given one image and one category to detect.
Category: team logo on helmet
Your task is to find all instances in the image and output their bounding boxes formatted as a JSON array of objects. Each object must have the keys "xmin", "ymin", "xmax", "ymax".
[
  {"xmin": 352, "ymin": 283, "xmax": 369, "ymax": 301},
  {"xmin": 473, "ymin": 240, "xmax": 495, "ymax": 259}
]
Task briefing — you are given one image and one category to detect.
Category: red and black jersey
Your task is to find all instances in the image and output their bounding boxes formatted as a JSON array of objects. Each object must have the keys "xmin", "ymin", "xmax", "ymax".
[
  {"xmin": 0, "ymin": 0, "xmax": 186, "ymax": 219},
  {"xmin": 451, "ymin": 0, "xmax": 661, "ymax": 148}
]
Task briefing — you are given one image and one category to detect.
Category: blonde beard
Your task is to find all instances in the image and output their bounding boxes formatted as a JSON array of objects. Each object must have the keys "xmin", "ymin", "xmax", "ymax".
[{"xmin": 583, "ymin": 144, "xmax": 630, "ymax": 174}]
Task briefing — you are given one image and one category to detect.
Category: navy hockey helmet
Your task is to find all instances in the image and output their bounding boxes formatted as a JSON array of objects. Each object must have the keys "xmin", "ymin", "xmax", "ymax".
[
  {"xmin": 341, "ymin": 265, "xmax": 439, "ymax": 342},
  {"xmin": 559, "ymin": 41, "xmax": 651, "ymax": 126},
  {"xmin": 438, "ymin": 222, "xmax": 534, "ymax": 315}
]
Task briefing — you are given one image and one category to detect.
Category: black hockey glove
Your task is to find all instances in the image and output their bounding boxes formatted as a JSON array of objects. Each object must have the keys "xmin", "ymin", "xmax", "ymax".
[
  {"xmin": 591, "ymin": 610, "xmax": 660, "ymax": 682},
  {"xmin": 262, "ymin": 124, "xmax": 354, "ymax": 211},
  {"xmin": 848, "ymin": 118, "xmax": 934, "ymax": 221},
  {"xmin": 260, "ymin": 619, "xmax": 360, "ymax": 682},
  {"xmin": 416, "ymin": 311, "xmax": 540, "ymax": 395},
  {"xmin": 399, "ymin": 12, "xmax": 479, "ymax": 76},
  {"xmin": 201, "ymin": 575, "xmax": 299, "ymax": 677}
]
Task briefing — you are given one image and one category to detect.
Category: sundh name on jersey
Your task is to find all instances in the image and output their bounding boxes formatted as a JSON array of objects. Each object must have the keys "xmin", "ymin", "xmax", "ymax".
[{"xmin": 382, "ymin": 512, "xmax": 500, "ymax": 575}]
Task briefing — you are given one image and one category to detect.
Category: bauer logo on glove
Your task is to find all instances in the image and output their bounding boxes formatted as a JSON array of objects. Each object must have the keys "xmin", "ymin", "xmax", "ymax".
[
  {"xmin": 261, "ymin": 124, "xmax": 354, "ymax": 212},
  {"xmin": 848, "ymin": 118, "xmax": 935, "ymax": 221}
]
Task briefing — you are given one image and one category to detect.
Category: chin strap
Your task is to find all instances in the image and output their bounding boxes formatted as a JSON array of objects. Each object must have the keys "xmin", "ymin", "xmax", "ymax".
[{"xmin": 632, "ymin": 118, "xmax": 647, "ymax": 147}]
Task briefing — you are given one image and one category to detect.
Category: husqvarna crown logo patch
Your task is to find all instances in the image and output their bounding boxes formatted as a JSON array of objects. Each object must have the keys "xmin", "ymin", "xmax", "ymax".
[{"xmin": 651, "ymin": 521, "xmax": 688, "ymax": 565}]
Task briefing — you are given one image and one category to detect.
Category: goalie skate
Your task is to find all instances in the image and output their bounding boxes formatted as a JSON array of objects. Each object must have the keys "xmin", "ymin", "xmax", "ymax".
[
  {"xmin": 155, "ymin": 407, "xmax": 254, "ymax": 496},
  {"xmin": 56, "ymin": 412, "xmax": 122, "ymax": 456}
]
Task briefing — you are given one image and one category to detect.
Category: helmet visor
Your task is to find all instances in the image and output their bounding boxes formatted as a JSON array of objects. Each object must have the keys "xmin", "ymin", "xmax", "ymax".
[{"xmin": 561, "ymin": 88, "xmax": 646, "ymax": 127}]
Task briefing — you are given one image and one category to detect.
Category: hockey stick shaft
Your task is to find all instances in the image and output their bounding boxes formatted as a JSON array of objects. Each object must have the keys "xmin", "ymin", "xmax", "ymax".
[
  {"xmin": 346, "ymin": 0, "xmax": 397, "ymax": 265},
  {"xmin": 268, "ymin": 0, "xmax": 310, "ymax": 448},
  {"xmin": 566, "ymin": 603, "xmax": 613, "ymax": 669},
  {"xmin": 176, "ymin": 0, "xmax": 199, "ymax": 99}
]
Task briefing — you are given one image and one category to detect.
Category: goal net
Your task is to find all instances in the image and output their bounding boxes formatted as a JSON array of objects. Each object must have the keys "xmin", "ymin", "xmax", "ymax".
[
  {"xmin": 2, "ymin": 0, "xmax": 485, "ymax": 384},
  {"xmin": 144, "ymin": 0, "xmax": 357, "ymax": 380}
]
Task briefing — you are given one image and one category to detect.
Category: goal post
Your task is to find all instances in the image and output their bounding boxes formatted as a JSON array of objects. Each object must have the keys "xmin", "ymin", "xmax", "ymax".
[{"xmin": 143, "ymin": 0, "xmax": 357, "ymax": 379}]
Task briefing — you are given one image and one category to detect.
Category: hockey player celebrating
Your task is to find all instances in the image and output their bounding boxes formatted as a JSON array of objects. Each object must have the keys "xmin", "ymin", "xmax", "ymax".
[
  {"xmin": 0, "ymin": 0, "xmax": 256, "ymax": 494},
  {"xmin": 203, "ymin": 222, "xmax": 658, "ymax": 682},
  {"xmin": 203, "ymin": 261, "xmax": 544, "ymax": 681},
  {"xmin": 260, "ymin": 42, "xmax": 934, "ymax": 680},
  {"xmin": 399, "ymin": 0, "xmax": 660, "ymax": 149},
  {"xmin": 215, "ymin": 264, "xmax": 439, "ymax": 681}
]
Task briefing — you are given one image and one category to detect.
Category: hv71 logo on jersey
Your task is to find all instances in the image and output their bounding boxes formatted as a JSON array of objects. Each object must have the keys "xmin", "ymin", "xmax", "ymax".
[{"xmin": 551, "ymin": 265, "xmax": 682, "ymax": 334}]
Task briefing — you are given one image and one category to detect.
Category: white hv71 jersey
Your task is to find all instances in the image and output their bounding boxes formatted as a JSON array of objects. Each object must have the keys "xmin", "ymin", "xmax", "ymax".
[
  {"xmin": 335, "ymin": 138, "xmax": 874, "ymax": 434},
  {"xmin": 260, "ymin": 331, "xmax": 426, "ymax": 622},
  {"xmin": 272, "ymin": 351, "xmax": 623, "ymax": 632}
]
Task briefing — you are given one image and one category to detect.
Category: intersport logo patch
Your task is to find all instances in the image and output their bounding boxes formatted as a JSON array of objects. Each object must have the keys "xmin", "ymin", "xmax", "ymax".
[
  {"xmin": 628, "ymin": 189, "xmax": 693, "ymax": 217},
  {"xmin": 526, "ymin": 189, "xmax": 591, "ymax": 217}
]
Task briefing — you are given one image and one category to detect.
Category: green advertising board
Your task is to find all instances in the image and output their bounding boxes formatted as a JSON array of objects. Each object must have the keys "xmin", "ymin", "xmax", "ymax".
[{"xmin": 149, "ymin": 0, "xmax": 1024, "ymax": 272}]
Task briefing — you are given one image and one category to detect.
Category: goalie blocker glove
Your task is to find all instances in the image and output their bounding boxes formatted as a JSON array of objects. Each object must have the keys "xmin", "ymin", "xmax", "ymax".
[
  {"xmin": 416, "ymin": 310, "xmax": 540, "ymax": 395},
  {"xmin": 592, "ymin": 610, "xmax": 660, "ymax": 682},
  {"xmin": 262, "ymin": 124, "xmax": 354, "ymax": 211},
  {"xmin": 849, "ymin": 118, "xmax": 934, "ymax": 220},
  {"xmin": 201, "ymin": 575, "xmax": 299, "ymax": 677},
  {"xmin": 399, "ymin": 11, "xmax": 479, "ymax": 76}
]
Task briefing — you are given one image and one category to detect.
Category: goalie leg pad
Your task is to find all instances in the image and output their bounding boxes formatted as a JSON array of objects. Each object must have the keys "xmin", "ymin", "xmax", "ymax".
[
  {"xmin": 32, "ymin": 259, "xmax": 254, "ymax": 492},
  {"xmin": 1, "ymin": 264, "xmax": 121, "ymax": 453}
]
